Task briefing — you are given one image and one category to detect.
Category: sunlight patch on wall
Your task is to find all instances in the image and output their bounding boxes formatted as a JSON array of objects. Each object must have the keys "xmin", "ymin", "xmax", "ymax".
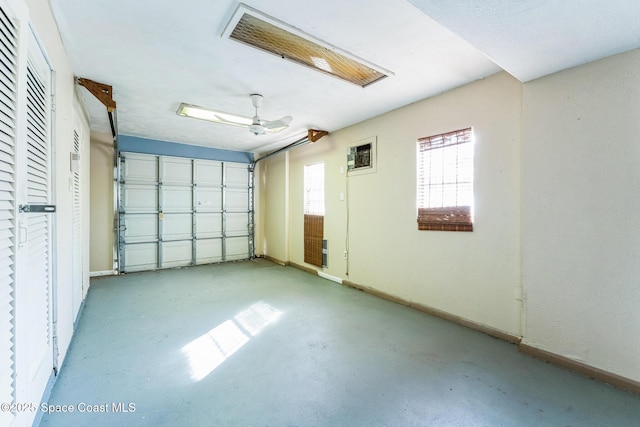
[{"xmin": 181, "ymin": 301, "xmax": 283, "ymax": 381}]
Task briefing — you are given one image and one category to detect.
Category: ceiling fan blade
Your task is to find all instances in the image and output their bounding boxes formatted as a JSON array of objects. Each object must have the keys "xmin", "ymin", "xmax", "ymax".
[
  {"xmin": 214, "ymin": 114, "xmax": 251, "ymax": 128},
  {"xmin": 263, "ymin": 115, "xmax": 293, "ymax": 130}
]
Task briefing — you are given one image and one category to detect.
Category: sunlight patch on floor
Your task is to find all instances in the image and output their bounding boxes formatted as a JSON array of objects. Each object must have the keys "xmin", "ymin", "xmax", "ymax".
[{"xmin": 181, "ymin": 301, "xmax": 282, "ymax": 381}]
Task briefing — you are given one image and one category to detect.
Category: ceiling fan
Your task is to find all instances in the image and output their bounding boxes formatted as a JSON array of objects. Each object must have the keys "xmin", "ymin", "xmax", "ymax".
[
  {"xmin": 219, "ymin": 94, "xmax": 292, "ymax": 136},
  {"xmin": 177, "ymin": 94, "xmax": 292, "ymax": 136}
]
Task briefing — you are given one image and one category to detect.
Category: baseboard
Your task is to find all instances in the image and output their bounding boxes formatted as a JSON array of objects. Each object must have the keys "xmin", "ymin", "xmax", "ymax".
[
  {"xmin": 32, "ymin": 370, "xmax": 58, "ymax": 427},
  {"xmin": 343, "ymin": 279, "xmax": 520, "ymax": 344},
  {"xmin": 89, "ymin": 270, "xmax": 117, "ymax": 278},
  {"xmin": 262, "ymin": 256, "xmax": 318, "ymax": 276},
  {"xmin": 410, "ymin": 301, "xmax": 520, "ymax": 344},
  {"xmin": 288, "ymin": 261, "xmax": 318, "ymax": 276},
  {"xmin": 277, "ymin": 264, "xmax": 639, "ymax": 394},
  {"xmin": 519, "ymin": 343, "xmax": 640, "ymax": 395},
  {"xmin": 318, "ymin": 271, "xmax": 343, "ymax": 284},
  {"xmin": 73, "ymin": 297, "xmax": 87, "ymax": 332},
  {"xmin": 263, "ymin": 257, "xmax": 322, "ymax": 277}
]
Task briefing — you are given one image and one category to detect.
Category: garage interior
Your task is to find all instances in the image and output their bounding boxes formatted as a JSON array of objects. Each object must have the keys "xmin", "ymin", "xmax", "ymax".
[
  {"xmin": 39, "ymin": 261, "xmax": 640, "ymax": 426},
  {"xmin": 2, "ymin": 1, "xmax": 640, "ymax": 426}
]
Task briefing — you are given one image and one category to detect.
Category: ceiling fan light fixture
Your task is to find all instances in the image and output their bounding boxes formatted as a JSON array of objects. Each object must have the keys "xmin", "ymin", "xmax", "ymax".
[
  {"xmin": 177, "ymin": 102, "xmax": 290, "ymax": 134},
  {"xmin": 177, "ymin": 103, "xmax": 252, "ymax": 127}
]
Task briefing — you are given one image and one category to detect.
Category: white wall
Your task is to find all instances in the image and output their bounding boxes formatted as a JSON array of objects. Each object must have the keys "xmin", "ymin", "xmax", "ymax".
[
  {"xmin": 90, "ymin": 131, "xmax": 115, "ymax": 273},
  {"xmin": 522, "ymin": 49, "xmax": 640, "ymax": 382},
  {"xmin": 256, "ymin": 151, "xmax": 289, "ymax": 263},
  {"xmin": 259, "ymin": 71, "xmax": 523, "ymax": 337}
]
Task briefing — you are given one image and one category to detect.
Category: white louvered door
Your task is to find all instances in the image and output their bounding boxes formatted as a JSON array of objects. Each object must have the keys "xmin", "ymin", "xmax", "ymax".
[
  {"xmin": 0, "ymin": 4, "xmax": 56, "ymax": 426},
  {"xmin": 71, "ymin": 127, "xmax": 82, "ymax": 316},
  {"xmin": 13, "ymin": 27, "xmax": 54, "ymax": 415},
  {"xmin": 0, "ymin": 5, "xmax": 18, "ymax": 426}
]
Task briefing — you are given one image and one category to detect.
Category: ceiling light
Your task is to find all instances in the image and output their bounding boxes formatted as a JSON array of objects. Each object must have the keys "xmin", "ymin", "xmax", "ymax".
[
  {"xmin": 177, "ymin": 103, "xmax": 253, "ymax": 128},
  {"xmin": 222, "ymin": 4, "xmax": 392, "ymax": 87},
  {"xmin": 178, "ymin": 103, "xmax": 292, "ymax": 132}
]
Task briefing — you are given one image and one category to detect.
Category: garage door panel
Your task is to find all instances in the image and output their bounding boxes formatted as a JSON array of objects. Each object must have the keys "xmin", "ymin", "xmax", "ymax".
[
  {"xmin": 195, "ymin": 213, "xmax": 222, "ymax": 238},
  {"xmin": 122, "ymin": 153, "xmax": 157, "ymax": 183},
  {"xmin": 124, "ymin": 243, "xmax": 157, "ymax": 272},
  {"xmin": 122, "ymin": 214, "xmax": 157, "ymax": 243},
  {"xmin": 123, "ymin": 184, "xmax": 157, "ymax": 213},
  {"xmin": 227, "ymin": 212, "xmax": 248, "ymax": 237},
  {"xmin": 226, "ymin": 236, "xmax": 249, "ymax": 261},
  {"xmin": 161, "ymin": 186, "xmax": 192, "ymax": 212},
  {"xmin": 226, "ymin": 188, "xmax": 249, "ymax": 212},
  {"xmin": 196, "ymin": 239, "xmax": 222, "ymax": 264},
  {"xmin": 161, "ymin": 156, "xmax": 192, "ymax": 185},
  {"xmin": 162, "ymin": 213, "xmax": 192, "ymax": 241},
  {"xmin": 225, "ymin": 163, "xmax": 249, "ymax": 187},
  {"xmin": 194, "ymin": 160, "xmax": 222, "ymax": 186},
  {"xmin": 162, "ymin": 241, "xmax": 192, "ymax": 268},
  {"xmin": 195, "ymin": 188, "xmax": 222, "ymax": 211}
]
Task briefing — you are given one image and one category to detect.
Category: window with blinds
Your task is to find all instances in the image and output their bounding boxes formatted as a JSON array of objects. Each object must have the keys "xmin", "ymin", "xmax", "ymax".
[
  {"xmin": 417, "ymin": 127, "xmax": 474, "ymax": 232},
  {"xmin": 303, "ymin": 163, "xmax": 324, "ymax": 267}
]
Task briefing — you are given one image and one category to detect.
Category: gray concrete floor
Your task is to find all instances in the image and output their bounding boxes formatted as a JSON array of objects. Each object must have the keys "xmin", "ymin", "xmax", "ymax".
[{"xmin": 39, "ymin": 259, "xmax": 640, "ymax": 426}]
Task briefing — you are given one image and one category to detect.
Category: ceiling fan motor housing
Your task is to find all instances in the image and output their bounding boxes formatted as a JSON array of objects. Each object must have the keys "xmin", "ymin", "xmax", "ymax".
[{"xmin": 249, "ymin": 123, "xmax": 265, "ymax": 135}]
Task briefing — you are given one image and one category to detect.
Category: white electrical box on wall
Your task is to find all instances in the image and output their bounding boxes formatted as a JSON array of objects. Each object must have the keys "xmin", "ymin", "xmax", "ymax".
[{"xmin": 346, "ymin": 136, "xmax": 376, "ymax": 176}]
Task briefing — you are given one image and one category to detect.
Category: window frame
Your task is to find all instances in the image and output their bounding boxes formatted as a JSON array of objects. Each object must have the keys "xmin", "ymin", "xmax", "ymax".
[
  {"xmin": 303, "ymin": 162, "xmax": 325, "ymax": 267},
  {"xmin": 416, "ymin": 127, "xmax": 474, "ymax": 232}
]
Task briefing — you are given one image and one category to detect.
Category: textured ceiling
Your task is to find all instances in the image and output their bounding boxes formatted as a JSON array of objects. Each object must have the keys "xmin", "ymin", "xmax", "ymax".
[
  {"xmin": 407, "ymin": 0, "xmax": 640, "ymax": 82},
  {"xmin": 50, "ymin": 0, "xmax": 640, "ymax": 155}
]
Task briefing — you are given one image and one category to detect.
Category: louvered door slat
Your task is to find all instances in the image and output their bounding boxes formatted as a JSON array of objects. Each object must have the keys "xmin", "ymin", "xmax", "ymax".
[
  {"xmin": 0, "ymin": 5, "xmax": 16, "ymax": 425},
  {"xmin": 22, "ymin": 54, "xmax": 51, "ymax": 383}
]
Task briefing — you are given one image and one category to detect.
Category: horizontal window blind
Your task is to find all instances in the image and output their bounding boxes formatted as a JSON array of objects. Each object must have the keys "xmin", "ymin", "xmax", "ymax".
[
  {"xmin": 303, "ymin": 215, "xmax": 323, "ymax": 267},
  {"xmin": 417, "ymin": 127, "xmax": 473, "ymax": 232},
  {"xmin": 304, "ymin": 163, "xmax": 324, "ymax": 267},
  {"xmin": 303, "ymin": 162, "xmax": 324, "ymax": 216}
]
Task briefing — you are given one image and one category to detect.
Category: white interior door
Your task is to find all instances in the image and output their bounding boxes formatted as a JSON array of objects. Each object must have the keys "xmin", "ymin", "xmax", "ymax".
[
  {"xmin": 0, "ymin": 6, "xmax": 19, "ymax": 426},
  {"xmin": 71, "ymin": 113, "xmax": 84, "ymax": 318},
  {"xmin": 13, "ymin": 26, "xmax": 54, "ymax": 417}
]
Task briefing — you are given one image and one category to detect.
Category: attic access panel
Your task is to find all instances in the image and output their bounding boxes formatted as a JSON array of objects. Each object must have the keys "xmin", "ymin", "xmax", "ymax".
[{"xmin": 223, "ymin": 4, "xmax": 391, "ymax": 87}]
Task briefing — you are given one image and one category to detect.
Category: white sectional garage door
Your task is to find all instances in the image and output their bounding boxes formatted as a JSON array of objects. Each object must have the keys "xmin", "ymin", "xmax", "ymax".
[{"xmin": 118, "ymin": 152, "xmax": 252, "ymax": 273}]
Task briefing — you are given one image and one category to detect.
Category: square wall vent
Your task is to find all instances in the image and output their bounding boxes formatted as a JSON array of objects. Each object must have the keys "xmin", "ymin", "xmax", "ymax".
[
  {"xmin": 222, "ymin": 4, "xmax": 392, "ymax": 87},
  {"xmin": 347, "ymin": 136, "xmax": 377, "ymax": 176}
]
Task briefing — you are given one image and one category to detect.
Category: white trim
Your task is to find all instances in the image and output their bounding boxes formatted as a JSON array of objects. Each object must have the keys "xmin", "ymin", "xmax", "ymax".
[
  {"xmin": 89, "ymin": 270, "xmax": 117, "ymax": 278},
  {"xmin": 318, "ymin": 271, "xmax": 342, "ymax": 284}
]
